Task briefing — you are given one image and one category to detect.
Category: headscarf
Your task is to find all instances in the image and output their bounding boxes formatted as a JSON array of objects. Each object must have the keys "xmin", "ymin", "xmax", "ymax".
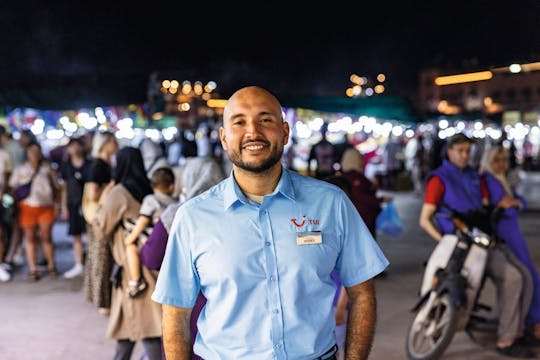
[
  {"xmin": 139, "ymin": 138, "xmax": 164, "ymax": 171},
  {"xmin": 160, "ymin": 157, "xmax": 226, "ymax": 232},
  {"xmin": 113, "ymin": 147, "xmax": 153, "ymax": 203},
  {"xmin": 340, "ymin": 147, "xmax": 364, "ymax": 173},
  {"xmin": 479, "ymin": 145, "xmax": 513, "ymax": 196}
]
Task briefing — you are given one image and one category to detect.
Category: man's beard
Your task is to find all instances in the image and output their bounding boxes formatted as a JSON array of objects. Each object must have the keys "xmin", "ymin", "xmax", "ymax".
[{"xmin": 228, "ymin": 145, "xmax": 284, "ymax": 173}]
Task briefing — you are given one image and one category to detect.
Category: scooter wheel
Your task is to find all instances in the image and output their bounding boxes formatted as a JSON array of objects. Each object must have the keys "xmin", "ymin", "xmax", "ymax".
[{"xmin": 405, "ymin": 292, "xmax": 458, "ymax": 360}]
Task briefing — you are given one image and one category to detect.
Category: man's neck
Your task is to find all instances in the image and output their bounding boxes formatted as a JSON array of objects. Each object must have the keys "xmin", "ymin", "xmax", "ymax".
[{"xmin": 233, "ymin": 165, "xmax": 282, "ymax": 197}]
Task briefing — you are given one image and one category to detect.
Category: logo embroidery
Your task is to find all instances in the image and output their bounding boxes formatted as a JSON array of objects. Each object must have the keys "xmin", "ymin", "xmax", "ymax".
[
  {"xmin": 291, "ymin": 215, "xmax": 306, "ymax": 227},
  {"xmin": 291, "ymin": 215, "xmax": 320, "ymax": 227}
]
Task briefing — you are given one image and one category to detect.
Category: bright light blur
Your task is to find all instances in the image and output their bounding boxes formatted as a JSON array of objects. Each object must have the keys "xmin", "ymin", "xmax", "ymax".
[
  {"xmin": 509, "ymin": 64, "xmax": 522, "ymax": 73},
  {"xmin": 145, "ymin": 128, "xmax": 161, "ymax": 142}
]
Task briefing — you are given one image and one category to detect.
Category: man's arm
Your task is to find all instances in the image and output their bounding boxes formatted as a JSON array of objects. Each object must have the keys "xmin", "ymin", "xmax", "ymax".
[
  {"xmin": 419, "ymin": 203, "xmax": 442, "ymax": 241},
  {"xmin": 162, "ymin": 304, "xmax": 193, "ymax": 360},
  {"xmin": 419, "ymin": 176, "xmax": 443, "ymax": 241},
  {"xmin": 344, "ymin": 278, "xmax": 376, "ymax": 360}
]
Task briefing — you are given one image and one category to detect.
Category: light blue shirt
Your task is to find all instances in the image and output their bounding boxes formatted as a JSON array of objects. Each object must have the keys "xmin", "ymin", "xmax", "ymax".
[{"xmin": 152, "ymin": 168, "xmax": 389, "ymax": 360}]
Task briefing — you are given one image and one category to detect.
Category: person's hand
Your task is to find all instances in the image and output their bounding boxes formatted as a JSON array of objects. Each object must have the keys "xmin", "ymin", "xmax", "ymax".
[
  {"xmin": 98, "ymin": 307, "xmax": 110, "ymax": 316},
  {"xmin": 498, "ymin": 195, "xmax": 517, "ymax": 209},
  {"xmin": 60, "ymin": 205, "xmax": 68, "ymax": 221}
]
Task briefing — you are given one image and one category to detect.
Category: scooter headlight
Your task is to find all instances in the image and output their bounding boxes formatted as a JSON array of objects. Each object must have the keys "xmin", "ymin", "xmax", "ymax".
[{"xmin": 473, "ymin": 234, "xmax": 491, "ymax": 247}]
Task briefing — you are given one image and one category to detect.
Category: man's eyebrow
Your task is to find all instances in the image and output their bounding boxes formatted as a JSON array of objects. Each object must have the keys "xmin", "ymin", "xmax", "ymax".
[{"xmin": 229, "ymin": 111, "xmax": 277, "ymax": 120}]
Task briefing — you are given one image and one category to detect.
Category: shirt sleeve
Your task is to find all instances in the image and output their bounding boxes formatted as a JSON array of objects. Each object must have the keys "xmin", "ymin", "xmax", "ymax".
[
  {"xmin": 424, "ymin": 176, "xmax": 445, "ymax": 205},
  {"xmin": 335, "ymin": 191, "xmax": 389, "ymax": 287},
  {"xmin": 139, "ymin": 195, "xmax": 158, "ymax": 217}
]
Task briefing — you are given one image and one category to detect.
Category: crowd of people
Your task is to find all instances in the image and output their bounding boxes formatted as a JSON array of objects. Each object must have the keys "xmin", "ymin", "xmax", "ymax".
[{"xmin": 0, "ymin": 85, "xmax": 538, "ymax": 359}]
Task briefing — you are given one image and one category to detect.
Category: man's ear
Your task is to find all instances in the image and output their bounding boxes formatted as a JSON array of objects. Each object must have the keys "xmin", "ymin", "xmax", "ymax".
[
  {"xmin": 219, "ymin": 127, "xmax": 228, "ymax": 151},
  {"xmin": 283, "ymin": 121, "xmax": 290, "ymax": 145}
]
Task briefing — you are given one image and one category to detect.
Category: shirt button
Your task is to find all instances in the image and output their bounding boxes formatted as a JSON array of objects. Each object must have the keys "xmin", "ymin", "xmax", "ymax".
[
  {"xmin": 276, "ymin": 343, "xmax": 282, "ymax": 349},
  {"xmin": 265, "ymin": 241, "xmax": 271, "ymax": 246},
  {"xmin": 270, "ymin": 275, "xmax": 275, "ymax": 281},
  {"xmin": 273, "ymin": 309, "xmax": 279, "ymax": 314}
]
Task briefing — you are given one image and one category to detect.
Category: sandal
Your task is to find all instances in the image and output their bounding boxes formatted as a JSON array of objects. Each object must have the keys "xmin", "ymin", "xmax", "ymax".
[
  {"xmin": 48, "ymin": 268, "xmax": 59, "ymax": 278},
  {"xmin": 28, "ymin": 271, "xmax": 40, "ymax": 282}
]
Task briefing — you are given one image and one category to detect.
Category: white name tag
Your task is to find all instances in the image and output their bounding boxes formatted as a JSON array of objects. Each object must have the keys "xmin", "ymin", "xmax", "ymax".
[{"xmin": 296, "ymin": 231, "xmax": 322, "ymax": 245}]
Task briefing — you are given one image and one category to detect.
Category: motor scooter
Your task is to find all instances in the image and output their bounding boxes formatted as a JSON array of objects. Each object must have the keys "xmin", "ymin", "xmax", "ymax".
[{"xmin": 405, "ymin": 207, "xmax": 501, "ymax": 360}]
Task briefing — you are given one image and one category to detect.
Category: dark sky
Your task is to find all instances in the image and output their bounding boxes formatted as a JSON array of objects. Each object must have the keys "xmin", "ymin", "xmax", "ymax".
[{"xmin": 1, "ymin": 1, "xmax": 539, "ymax": 105}]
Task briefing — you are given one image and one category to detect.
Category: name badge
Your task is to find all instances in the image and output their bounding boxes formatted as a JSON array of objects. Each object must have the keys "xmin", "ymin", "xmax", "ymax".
[{"xmin": 296, "ymin": 231, "xmax": 322, "ymax": 246}]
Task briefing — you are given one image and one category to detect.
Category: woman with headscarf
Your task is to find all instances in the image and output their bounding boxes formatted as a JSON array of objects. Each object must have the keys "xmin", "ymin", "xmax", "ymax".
[
  {"xmin": 141, "ymin": 155, "xmax": 226, "ymax": 360},
  {"xmin": 92, "ymin": 146, "xmax": 163, "ymax": 360},
  {"xmin": 480, "ymin": 145, "xmax": 540, "ymax": 345},
  {"xmin": 339, "ymin": 147, "xmax": 389, "ymax": 238},
  {"xmin": 139, "ymin": 138, "xmax": 170, "ymax": 179}
]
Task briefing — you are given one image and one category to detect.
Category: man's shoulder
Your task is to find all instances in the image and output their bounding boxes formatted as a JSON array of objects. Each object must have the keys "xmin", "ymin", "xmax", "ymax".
[
  {"xmin": 288, "ymin": 170, "xmax": 343, "ymax": 194},
  {"xmin": 180, "ymin": 180, "xmax": 225, "ymax": 208}
]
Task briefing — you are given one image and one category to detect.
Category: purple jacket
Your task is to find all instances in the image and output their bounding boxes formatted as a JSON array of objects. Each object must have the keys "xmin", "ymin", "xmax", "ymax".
[
  {"xmin": 428, "ymin": 159, "xmax": 483, "ymax": 234},
  {"xmin": 140, "ymin": 218, "xmax": 206, "ymax": 360},
  {"xmin": 140, "ymin": 219, "xmax": 168, "ymax": 270}
]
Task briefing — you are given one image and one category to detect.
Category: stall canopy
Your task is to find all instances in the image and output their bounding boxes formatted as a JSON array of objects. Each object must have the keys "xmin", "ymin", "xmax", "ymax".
[
  {"xmin": 0, "ymin": 73, "xmax": 148, "ymax": 110},
  {"xmin": 279, "ymin": 95, "xmax": 422, "ymax": 125}
]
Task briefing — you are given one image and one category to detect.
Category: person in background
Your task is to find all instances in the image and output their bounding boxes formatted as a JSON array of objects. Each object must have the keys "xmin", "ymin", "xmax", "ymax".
[
  {"xmin": 83, "ymin": 130, "xmax": 118, "ymax": 316},
  {"xmin": 2, "ymin": 128, "xmax": 36, "ymax": 271},
  {"xmin": 307, "ymin": 121, "xmax": 336, "ymax": 179},
  {"xmin": 480, "ymin": 145, "xmax": 540, "ymax": 346},
  {"xmin": 124, "ymin": 166, "xmax": 176, "ymax": 298},
  {"xmin": 404, "ymin": 133, "xmax": 428, "ymax": 195},
  {"xmin": 419, "ymin": 133, "xmax": 535, "ymax": 358},
  {"xmin": 9, "ymin": 141, "xmax": 61, "ymax": 281},
  {"xmin": 59, "ymin": 137, "xmax": 92, "ymax": 279},
  {"xmin": 378, "ymin": 134, "xmax": 403, "ymax": 190},
  {"xmin": 139, "ymin": 138, "xmax": 170, "ymax": 179},
  {"xmin": 339, "ymin": 147, "xmax": 388, "ymax": 239},
  {"xmin": 141, "ymin": 155, "xmax": 226, "ymax": 360},
  {"xmin": 92, "ymin": 146, "xmax": 162, "ymax": 360},
  {"xmin": 152, "ymin": 86, "xmax": 388, "ymax": 360},
  {"xmin": 0, "ymin": 128, "xmax": 13, "ymax": 282}
]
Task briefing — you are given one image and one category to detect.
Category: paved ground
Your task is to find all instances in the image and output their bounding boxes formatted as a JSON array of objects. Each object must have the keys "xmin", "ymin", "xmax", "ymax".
[{"xmin": 1, "ymin": 170, "xmax": 540, "ymax": 360}]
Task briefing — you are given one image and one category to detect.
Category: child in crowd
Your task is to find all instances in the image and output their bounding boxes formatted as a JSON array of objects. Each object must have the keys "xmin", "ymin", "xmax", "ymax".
[{"xmin": 124, "ymin": 167, "xmax": 176, "ymax": 297}]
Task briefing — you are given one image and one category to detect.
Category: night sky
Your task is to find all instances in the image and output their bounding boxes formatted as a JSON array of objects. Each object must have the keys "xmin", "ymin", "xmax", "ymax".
[{"xmin": 1, "ymin": 1, "xmax": 539, "ymax": 106}]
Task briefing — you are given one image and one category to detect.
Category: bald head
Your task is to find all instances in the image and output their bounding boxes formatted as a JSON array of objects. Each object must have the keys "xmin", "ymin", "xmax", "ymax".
[
  {"xmin": 219, "ymin": 86, "xmax": 289, "ymax": 176},
  {"xmin": 223, "ymin": 86, "xmax": 283, "ymax": 125}
]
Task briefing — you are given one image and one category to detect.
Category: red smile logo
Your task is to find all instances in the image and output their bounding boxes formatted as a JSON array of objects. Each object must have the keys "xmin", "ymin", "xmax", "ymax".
[{"xmin": 291, "ymin": 215, "xmax": 306, "ymax": 227}]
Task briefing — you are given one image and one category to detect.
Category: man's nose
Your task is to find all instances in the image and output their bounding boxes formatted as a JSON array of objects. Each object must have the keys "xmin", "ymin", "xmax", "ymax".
[{"xmin": 245, "ymin": 120, "xmax": 262, "ymax": 137}]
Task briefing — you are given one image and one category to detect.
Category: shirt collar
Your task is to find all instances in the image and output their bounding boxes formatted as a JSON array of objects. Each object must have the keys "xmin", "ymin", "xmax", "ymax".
[{"xmin": 223, "ymin": 167, "xmax": 296, "ymax": 210}]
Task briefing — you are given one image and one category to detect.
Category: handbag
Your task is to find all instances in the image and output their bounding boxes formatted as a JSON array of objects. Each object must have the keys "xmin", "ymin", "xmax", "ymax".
[
  {"xmin": 376, "ymin": 200, "xmax": 403, "ymax": 237},
  {"xmin": 14, "ymin": 182, "xmax": 32, "ymax": 201},
  {"xmin": 13, "ymin": 168, "xmax": 39, "ymax": 202}
]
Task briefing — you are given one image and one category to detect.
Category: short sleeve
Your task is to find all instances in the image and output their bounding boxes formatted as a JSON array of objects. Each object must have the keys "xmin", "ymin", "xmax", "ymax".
[
  {"xmin": 424, "ymin": 176, "xmax": 445, "ymax": 205},
  {"xmin": 139, "ymin": 195, "xmax": 159, "ymax": 218}
]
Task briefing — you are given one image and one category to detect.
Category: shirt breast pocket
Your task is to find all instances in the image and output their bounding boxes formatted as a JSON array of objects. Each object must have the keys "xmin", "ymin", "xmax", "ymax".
[{"xmin": 281, "ymin": 228, "xmax": 340, "ymax": 272}]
